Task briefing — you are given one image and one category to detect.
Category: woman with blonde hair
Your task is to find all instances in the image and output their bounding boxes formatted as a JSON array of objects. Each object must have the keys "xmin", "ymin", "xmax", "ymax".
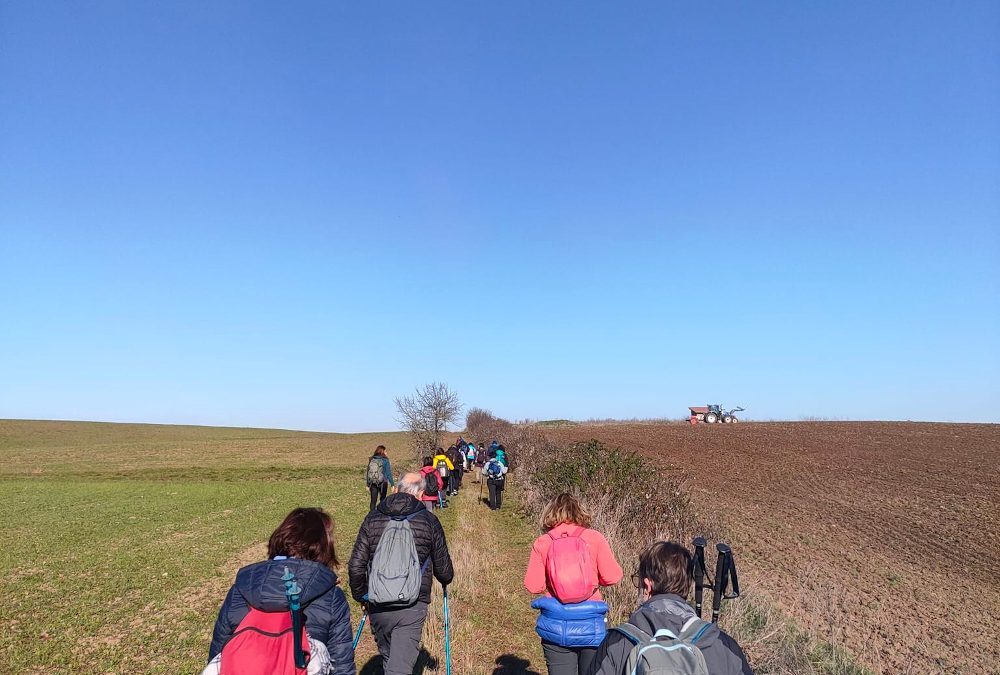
[{"xmin": 524, "ymin": 493, "xmax": 623, "ymax": 675}]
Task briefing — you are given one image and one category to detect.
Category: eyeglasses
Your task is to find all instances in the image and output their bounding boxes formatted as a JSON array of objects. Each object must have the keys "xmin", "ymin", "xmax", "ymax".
[{"xmin": 631, "ymin": 572, "xmax": 642, "ymax": 588}]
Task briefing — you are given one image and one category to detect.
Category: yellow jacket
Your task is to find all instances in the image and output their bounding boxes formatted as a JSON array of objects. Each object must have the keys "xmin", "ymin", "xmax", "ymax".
[{"xmin": 432, "ymin": 454, "xmax": 454, "ymax": 471}]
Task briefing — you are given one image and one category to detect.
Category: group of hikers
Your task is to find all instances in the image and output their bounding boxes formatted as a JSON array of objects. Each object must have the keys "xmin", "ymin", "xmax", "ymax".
[{"xmin": 204, "ymin": 439, "xmax": 753, "ymax": 675}]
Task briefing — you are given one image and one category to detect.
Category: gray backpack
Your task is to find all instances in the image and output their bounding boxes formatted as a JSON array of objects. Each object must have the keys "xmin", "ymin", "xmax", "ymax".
[
  {"xmin": 366, "ymin": 457, "xmax": 385, "ymax": 486},
  {"xmin": 612, "ymin": 619, "xmax": 712, "ymax": 675},
  {"xmin": 367, "ymin": 512, "xmax": 430, "ymax": 606}
]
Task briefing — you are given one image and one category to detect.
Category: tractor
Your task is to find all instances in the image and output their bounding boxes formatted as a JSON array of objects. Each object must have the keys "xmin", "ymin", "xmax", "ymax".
[{"xmin": 689, "ymin": 404, "xmax": 745, "ymax": 425}]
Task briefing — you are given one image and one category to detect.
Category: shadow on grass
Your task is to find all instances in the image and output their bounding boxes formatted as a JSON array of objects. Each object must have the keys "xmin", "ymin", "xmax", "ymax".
[
  {"xmin": 493, "ymin": 654, "xmax": 542, "ymax": 675},
  {"xmin": 358, "ymin": 648, "xmax": 438, "ymax": 674}
]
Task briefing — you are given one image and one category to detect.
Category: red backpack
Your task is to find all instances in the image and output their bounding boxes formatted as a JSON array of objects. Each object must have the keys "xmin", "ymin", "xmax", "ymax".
[
  {"xmin": 220, "ymin": 607, "xmax": 310, "ymax": 675},
  {"xmin": 545, "ymin": 527, "xmax": 598, "ymax": 604}
]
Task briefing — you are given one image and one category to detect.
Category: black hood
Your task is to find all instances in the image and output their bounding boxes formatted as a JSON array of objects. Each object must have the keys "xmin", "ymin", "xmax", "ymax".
[
  {"xmin": 628, "ymin": 594, "xmax": 722, "ymax": 648},
  {"xmin": 377, "ymin": 492, "xmax": 424, "ymax": 517},
  {"xmin": 234, "ymin": 558, "xmax": 337, "ymax": 612}
]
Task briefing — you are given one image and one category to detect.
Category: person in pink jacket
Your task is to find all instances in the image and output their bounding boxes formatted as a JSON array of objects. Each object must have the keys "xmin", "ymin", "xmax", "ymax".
[{"xmin": 524, "ymin": 493, "xmax": 624, "ymax": 675}]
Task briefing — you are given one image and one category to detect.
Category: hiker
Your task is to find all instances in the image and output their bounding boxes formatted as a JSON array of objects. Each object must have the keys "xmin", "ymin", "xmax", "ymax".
[
  {"xmin": 495, "ymin": 443, "xmax": 509, "ymax": 467},
  {"xmin": 207, "ymin": 507, "xmax": 355, "ymax": 675},
  {"xmin": 474, "ymin": 442, "xmax": 488, "ymax": 482},
  {"xmin": 432, "ymin": 447, "xmax": 456, "ymax": 496},
  {"xmin": 524, "ymin": 494, "xmax": 623, "ymax": 675},
  {"xmin": 483, "ymin": 452, "xmax": 508, "ymax": 510},
  {"xmin": 585, "ymin": 541, "xmax": 753, "ymax": 675},
  {"xmin": 419, "ymin": 456, "xmax": 446, "ymax": 510},
  {"xmin": 465, "ymin": 442, "xmax": 476, "ymax": 472},
  {"xmin": 348, "ymin": 472, "xmax": 455, "ymax": 675},
  {"xmin": 447, "ymin": 444, "xmax": 465, "ymax": 492},
  {"xmin": 366, "ymin": 445, "xmax": 394, "ymax": 512}
]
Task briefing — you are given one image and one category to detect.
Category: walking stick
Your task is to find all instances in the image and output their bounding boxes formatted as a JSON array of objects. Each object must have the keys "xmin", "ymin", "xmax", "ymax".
[
  {"xmin": 710, "ymin": 543, "xmax": 741, "ymax": 623},
  {"xmin": 443, "ymin": 585, "xmax": 452, "ymax": 675},
  {"xmin": 352, "ymin": 610, "xmax": 368, "ymax": 650},
  {"xmin": 479, "ymin": 476, "xmax": 485, "ymax": 505},
  {"xmin": 281, "ymin": 568, "xmax": 307, "ymax": 669},
  {"xmin": 692, "ymin": 537, "xmax": 708, "ymax": 618}
]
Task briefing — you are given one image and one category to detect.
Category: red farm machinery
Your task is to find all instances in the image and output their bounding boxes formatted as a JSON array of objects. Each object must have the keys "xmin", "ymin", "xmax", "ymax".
[{"xmin": 689, "ymin": 404, "xmax": 744, "ymax": 425}]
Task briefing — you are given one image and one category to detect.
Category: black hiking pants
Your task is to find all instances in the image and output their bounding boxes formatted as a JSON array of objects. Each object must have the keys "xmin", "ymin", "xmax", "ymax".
[
  {"xmin": 487, "ymin": 478, "xmax": 505, "ymax": 510},
  {"xmin": 541, "ymin": 641, "xmax": 596, "ymax": 675},
  {"xmin": 369, "ymin": 482, "xmax": 387, "ymax": 511}
]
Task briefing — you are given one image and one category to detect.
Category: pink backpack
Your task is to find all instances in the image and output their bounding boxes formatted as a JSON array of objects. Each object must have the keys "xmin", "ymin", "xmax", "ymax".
[
  {"xmin": 545, "ymin": 527, "xmax": 597, "ymax": 604},
  {"xmin": 220, "ymin": 607, "xmax": 310, "ymax": 675}
]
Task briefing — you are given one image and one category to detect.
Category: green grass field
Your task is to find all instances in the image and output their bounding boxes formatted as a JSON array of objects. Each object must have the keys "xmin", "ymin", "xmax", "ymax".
[{"xmin": 1, "ymin": 420, "xmax": 543, "ymax": 674}]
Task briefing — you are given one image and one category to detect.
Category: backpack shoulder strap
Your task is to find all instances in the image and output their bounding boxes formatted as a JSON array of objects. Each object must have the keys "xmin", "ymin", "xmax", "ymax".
[
  {"xmin": 612, "ymin": 622, "xmax": 652, "ymax": 645},
  {"xmin": 679, "ymin": 617, "xmax": 713, "ymax": 644}
]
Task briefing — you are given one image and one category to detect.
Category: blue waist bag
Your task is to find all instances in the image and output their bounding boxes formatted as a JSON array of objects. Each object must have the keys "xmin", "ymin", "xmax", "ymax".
[{"xmin": 531, "ymin": 596, "xmax": 609, "ymax": 648}]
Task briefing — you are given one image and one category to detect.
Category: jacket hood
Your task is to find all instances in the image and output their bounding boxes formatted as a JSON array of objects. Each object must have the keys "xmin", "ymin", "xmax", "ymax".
[
  {"xmin": 628, "ymin": 594, "xmax": 721, "ymax": 648},
  {"xmin": 234, "ymin": 558, "xmax": 337, "ymax": 612},
  {"xmin": 377, "ymin": 492, "xmax": 424, "ymax": 517}
]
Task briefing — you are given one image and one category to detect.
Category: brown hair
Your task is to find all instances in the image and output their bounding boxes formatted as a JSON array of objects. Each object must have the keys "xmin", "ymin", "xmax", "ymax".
[
  {"xmin": 540, "ymin": 493, "xmax": 593, "ymax": 532},
  {"xmin": 267, "ymin": 507, "xmax": 339, "ymax": 568},
  {"xmin": 637, "ymin": 541, "xmax": 693, "ymax": 598},
  {"xmin": 374, "ymin": 445, "xmax": 387, "ymax": 457}
]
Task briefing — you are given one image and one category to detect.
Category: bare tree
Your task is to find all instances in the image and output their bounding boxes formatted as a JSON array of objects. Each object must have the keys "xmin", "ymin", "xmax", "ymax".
[{"xmin": 394, "ymin": 382, "xmax": 463, "ymax": 454}]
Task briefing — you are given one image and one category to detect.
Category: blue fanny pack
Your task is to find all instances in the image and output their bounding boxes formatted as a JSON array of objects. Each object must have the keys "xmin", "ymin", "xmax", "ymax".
[{"xmin": 531, "ymin": 597, "xmax": 609, "ymax": 648}]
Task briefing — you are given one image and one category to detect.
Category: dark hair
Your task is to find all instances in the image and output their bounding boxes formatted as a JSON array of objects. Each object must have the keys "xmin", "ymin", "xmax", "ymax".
[
  {"xmin": 268, "ymin": 507, "xmax": 338, "ymax": 568},
  {"xmin": 422, "ymin": 456, "xmax": 433, "ymax": 467},
  {"xmin": 637, "ymin": 541, "xmax": 693, "ymax": 598},
  {"xmin": 374, "ymin": 445, "xmax": 386, "ymax": 457}
]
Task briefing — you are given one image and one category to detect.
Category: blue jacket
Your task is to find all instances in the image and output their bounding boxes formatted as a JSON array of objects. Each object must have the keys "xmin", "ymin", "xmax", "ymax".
[
  {"xmin": 532, "ymin": 596, "xmax": 609, "ymax": 648},
  {"xmin": 209, "ymin": 558, "xmax": 356, "ymax": 675}
]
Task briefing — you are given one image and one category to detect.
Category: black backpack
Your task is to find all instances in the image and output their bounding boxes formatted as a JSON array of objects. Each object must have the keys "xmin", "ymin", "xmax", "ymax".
[{"xmin": 423, "ymin": 471, "xmax": 439, "ymax": 496}]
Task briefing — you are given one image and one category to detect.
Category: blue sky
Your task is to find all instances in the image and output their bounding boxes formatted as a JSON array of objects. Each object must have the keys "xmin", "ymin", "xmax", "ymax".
[{"xmin": 1, "ymin": 1, "xmax": 997, "ymax": 430}]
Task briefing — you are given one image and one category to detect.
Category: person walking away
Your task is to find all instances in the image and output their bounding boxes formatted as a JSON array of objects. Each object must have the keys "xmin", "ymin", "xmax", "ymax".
[
  {"xmin": 524, "ymin": 494, "xmax": 623, "ymax": 675},
  {"xmin": 474, "ymin": 443, "xmax": 488, "ymax": 482},
  {"xmin": 447, "ymin": 444, "xmax": 465, "ymax": 493},
  {"xmin": 207, "ymin": 507, "xmax": 355, "ymax": 675},
  {"xmin": 419, "ymin": 457, "xmax": 445, "ymax": 510},
  {"xmin": 432, "ymin": 447, "xmax": 455, "ymax": 496},
  {"xmin": 585, "ymin": 541, "xmax": 753, "ymax": 675},
  {"xmin": 366, "ymin": 445, "xmax": 394, "ymax": 512},
  {"xmin": 348, "ymin": 473, "xmax": 455, "ymax": 675},
  {"xmin": 465, "ymin": 442, "xmax": 476, "ymax": 472},
  {"xmin": 484, "ymin": 454, "xmax": 508, "ymax": 510}
]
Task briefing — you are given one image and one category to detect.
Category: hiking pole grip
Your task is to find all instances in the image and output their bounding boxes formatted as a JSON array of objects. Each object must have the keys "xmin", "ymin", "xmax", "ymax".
[{"xmin": 692, "ymin": 537, "xmax": 707, "ymax": 618}]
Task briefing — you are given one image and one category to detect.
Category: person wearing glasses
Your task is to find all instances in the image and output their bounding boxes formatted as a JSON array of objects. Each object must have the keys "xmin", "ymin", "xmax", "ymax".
[{"xmin": 585, "ymin": 541, "xmax": 753, "ymax": 675}]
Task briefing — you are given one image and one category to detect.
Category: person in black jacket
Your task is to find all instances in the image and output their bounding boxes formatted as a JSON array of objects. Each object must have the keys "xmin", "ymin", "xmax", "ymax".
[
  {"xmin": 208, "ymin": 507, "xmax": 356, "ymax": 675},
  {"xmin": 586, "ymin": 541, "xmax": 753, "ymax": 675},
  {"xmin": 348, "ymin": 472, "xmax": 454, "ymax": 675}
]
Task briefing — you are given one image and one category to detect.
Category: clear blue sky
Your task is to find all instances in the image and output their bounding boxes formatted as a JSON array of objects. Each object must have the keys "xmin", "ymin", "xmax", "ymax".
[{"xmin": 1, "ymin": 2, "xmax": 998, "ymax": 430}]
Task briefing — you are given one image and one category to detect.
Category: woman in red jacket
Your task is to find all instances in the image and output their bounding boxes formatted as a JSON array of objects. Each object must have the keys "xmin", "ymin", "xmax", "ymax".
[{"xmin": 524, "ymin": 493, "xmax": 623, "ymax": 675}]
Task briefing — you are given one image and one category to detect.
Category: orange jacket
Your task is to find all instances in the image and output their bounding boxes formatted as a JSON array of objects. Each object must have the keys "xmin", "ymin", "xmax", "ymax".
[{"xmin": 524, "ymin": 522, "xmax": 623, "ymax": 602}]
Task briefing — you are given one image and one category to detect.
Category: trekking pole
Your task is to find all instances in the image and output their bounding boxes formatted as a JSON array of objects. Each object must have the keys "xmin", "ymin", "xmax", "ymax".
[
  {"xmin": 692, "ymin": 537, "xmax": 708, "ymax": 618},
  {"xmin": 479, "ymin": 476, "xmax": 484, "ymax": 505},
  {"xmin": 353, "ymin": 596, "xmax": 369, "ymax": 650},
  {"xmin": 443, "ymin": 585, "xmax": 452, "ymax": 675},
  {"xmin": 282, "ymin": 568, "xmax": 307, "ymax": 668},
  {"xmin": 711, "ymin": 543, "xmax": 737, "ymax": 624}
]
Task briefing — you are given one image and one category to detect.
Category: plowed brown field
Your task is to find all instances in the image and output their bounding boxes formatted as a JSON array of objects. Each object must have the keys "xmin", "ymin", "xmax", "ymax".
[{"xmin": 545, "ymin": 422, "xmax": 1000, "ymax": 675}]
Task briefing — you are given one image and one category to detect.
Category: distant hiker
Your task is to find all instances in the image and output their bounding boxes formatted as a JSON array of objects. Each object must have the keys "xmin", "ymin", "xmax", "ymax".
[
  {"xmin": 447, "ymin": 444, "xmax": 465, "ymax": 492},
  {"xmin": 420, "ymin": 456, "xmax": 446, "ymax": 510},
  {"xmin": 483, "ymin": 453, "xmax": 508, "ymax": 510},
  {"xmin": 495, "ymin": 444, "xmax": 509, "ymax": 467},
  {"xmin": 366, "ymin": 445, "xmax": 395, "ymax": 512},
  {"xmin": 348, "ymin": 472, "xmax": 455, "ymax": 675},
  {"xmin": 465, "ymin": 442, "xmax": 477, "ymax": 472},
  {"xmin": 432, "ymin": 448, "xmax": 456, "ymax": 496},
  {"xmin": 207, "ymin": 507, "xmax": 355, "ymax": 675},
  {"xmin": 474, "ymin": 443, "xmax": 488, "ymax": 482},
  {"xmin": 524, "ymin": 494, "xmax": 623, "ymax": 675},
  {"xmin": 585, "ymin": 541, "xmax": 753, "ymax": 675}
]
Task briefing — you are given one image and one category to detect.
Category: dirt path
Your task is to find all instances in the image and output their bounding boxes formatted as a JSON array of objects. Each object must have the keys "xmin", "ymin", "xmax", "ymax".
[{"xmin": 353, "ymin": 480, "xmax": 545, "ymax": 674}]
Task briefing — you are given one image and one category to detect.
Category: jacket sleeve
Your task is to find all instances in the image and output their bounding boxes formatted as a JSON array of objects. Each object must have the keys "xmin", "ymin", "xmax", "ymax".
[
  {"xmin": 584, "ymin": 629, "xmax": 630, "ymax": 675},
  {"xmin": 719, "ymin": 632, "xmax": 755, "ymax": 674},
  {"xmin": 594, "ymin": 532, "xmax": 624, "ymax": 586},
  {"xmin": 347, "ymin": 515, "xmax": 373, "ymax": 602},
  {"xmin": 324, "ymin": 587, "xmax": 357, "ymax": 675},
  {"xmin": 429, "ymin": 514, "xmax": 455, "ymax": 587},
  {"xmin": 383, "ymin": 458, "xmax": 394, "ymax": 486},
  {"xmin": 208, "ymin": 584, "xmax": 244, "ymax": 661},
  {"xmin": 524, "ymin": 536, "xmax": 548, "ymax": 594},
  {"xmin": 445, "ymin": 457, "xmax": 454, "ymax": 470}
]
